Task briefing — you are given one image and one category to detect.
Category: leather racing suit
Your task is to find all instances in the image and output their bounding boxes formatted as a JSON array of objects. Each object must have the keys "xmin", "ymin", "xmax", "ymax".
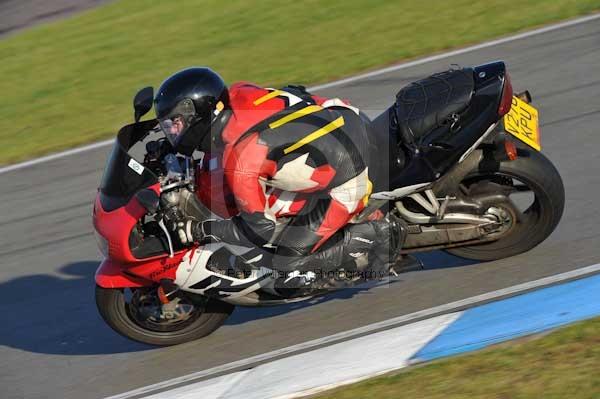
[{"xmin": 190, "ymin": 82, "xmax": 405, "ymax": 285}]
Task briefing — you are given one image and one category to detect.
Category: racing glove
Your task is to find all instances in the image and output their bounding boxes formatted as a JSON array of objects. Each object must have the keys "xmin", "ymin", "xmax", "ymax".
[{"xmin": 164, "ymin": 209, "xmax": 275, "ymax": 248}]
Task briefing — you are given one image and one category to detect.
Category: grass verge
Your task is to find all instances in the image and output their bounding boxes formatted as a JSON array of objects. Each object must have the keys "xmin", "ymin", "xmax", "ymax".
[
  {"xmin": 3, "ymin": 0, "xmax": 599, "ymax": 164},
  {"xmin": 313, "ymin": 317, "xmax": 600, "ymax": 399}
]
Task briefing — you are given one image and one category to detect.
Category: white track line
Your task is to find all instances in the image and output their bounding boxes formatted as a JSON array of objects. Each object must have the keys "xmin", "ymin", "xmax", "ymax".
[
  {"xmin": 107, "ymin": 263, "xmax": 600, "ymax": 399},
  {"xmin": 309, "ymin": 12, "xmax": 600, "ymax": 91},
  {"xmin": 143, "ymin": 313, "xmax": 462, "ymax": 399},
  {"xmin": 2, "ymin": 12, "xmax": 599, "ymax": 176},
  {"xmin": 0, "ymin": 139, "xmax": 114, "ymax": 174}
]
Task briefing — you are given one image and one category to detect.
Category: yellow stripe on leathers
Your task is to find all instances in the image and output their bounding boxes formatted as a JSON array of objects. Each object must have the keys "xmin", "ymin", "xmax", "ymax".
[
  {"xmin": 362, "ymin": 179, "xmax": 373, "ymax": 206},
  {"xmin": 283, "ymin": 116, "xmax": 345, "ymax": 154},
  {"xmin": 253, "ymin": 90, "xmax": 285, "ymax": 105},
  {"xmin": 268, "ymin": 105, "xmax": 323, "ymax": 129}
]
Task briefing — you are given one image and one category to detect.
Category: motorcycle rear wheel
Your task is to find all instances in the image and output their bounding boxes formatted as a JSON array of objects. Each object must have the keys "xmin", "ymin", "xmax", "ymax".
[
  {"xmin": 446, "ymin": 147, "xmax": 564, "ymax": 261},
  {"xmin": 95, "ymin": 285, "xmax": 234, "ymax": 346}
]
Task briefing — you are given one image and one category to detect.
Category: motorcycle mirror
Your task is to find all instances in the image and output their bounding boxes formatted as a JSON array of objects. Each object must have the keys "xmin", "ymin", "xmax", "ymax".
[
  {"xmin": 135, "ymin": 188, "xmax": 159, "ymax": 213},
  {"xmin": 133, "ymin": 86, "xmax": 154, "ymax": 122}
]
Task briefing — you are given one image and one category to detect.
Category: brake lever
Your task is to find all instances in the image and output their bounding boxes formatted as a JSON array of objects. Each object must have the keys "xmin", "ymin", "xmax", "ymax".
[{"xmin": 156, "ymin": 212, "xmax": 175, "ymax": 258}]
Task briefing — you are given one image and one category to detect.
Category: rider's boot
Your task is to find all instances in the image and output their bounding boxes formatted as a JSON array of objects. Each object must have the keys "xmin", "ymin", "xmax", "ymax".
[
  {"xmin": 273, "ymin": 213, "xmax": 408, "ymax": 295},
  {"xmin": 356, "ymin": 213, "xmax": 408, "ymax": 280}
]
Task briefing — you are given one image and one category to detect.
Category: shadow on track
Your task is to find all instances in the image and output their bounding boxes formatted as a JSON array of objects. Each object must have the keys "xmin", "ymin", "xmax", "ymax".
[
  {"xmin": 0, "ymin": 260, "xmax": 153, "ymax": 356},
  {"xmin": 0, "ymin": 251, "xmax": 476, "ymax": 355},
  {"xmin": 226, "ymin": 279, "xmax": 394, "ymax": 325}
]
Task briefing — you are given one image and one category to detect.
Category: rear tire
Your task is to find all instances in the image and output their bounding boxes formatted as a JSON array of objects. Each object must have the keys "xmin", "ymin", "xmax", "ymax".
[
  {"xmin": 95, "ymin": 285, "xmax": 234, "ymax": 346},
  {"xmin": 446, "ymin": 148, "xmax": 564, "ymax": 261}
]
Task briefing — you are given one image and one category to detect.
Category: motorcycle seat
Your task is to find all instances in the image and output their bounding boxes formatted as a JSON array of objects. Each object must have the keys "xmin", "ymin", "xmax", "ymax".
[{"xmin": 394, "ymin": 68, "xmax": 474, "ymax": 146}]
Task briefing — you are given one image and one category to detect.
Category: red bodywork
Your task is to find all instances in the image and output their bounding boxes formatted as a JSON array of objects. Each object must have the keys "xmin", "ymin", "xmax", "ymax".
[
  {"xmin": 94, "ymin": 154, "xmax": 242, "ymax": 288},
  {"xmin": 94, "ymin": 83, "xmax": 341, "ymax": 288},
  {"xmin": 93, "ymin": 183, "xmax": 189, "ymax": 288}
]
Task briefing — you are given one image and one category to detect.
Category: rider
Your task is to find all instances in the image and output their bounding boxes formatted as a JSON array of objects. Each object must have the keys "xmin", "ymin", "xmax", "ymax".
[{"xmin": 154, "ymin": 67, "xmax": 407, "ymax": 291}]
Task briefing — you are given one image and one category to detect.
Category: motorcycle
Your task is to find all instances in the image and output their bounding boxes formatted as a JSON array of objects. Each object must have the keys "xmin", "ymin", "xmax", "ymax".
[{"xmin": 93, "ymin": 61, "xmax": 564, "ymax": 345}]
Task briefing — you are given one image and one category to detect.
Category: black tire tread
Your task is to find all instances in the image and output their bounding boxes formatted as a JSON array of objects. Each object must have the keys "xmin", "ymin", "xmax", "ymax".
[
  {"xmin": 446, "ymin": 147, "xmax": 565, "ymax": 261},
  {"xmin": 95, "ymin": 285, "xmax": 234, "ymax": 346}
]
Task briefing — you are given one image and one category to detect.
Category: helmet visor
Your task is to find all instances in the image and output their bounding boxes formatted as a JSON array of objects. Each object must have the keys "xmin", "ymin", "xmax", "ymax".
[{"xmin": 158, "ymin": 98, "xmax": 197, "ymax": 146}]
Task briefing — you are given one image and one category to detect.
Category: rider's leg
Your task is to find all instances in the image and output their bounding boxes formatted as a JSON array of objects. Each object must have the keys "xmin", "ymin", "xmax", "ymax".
[{"xmin": 271, "ymin": 198, "xmax": 407, "ymax": 290}]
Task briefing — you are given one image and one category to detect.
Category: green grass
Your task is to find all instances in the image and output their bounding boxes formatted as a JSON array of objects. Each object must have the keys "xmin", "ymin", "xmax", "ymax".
[
  {"xmin": 2, "ymin": 0, "xmax": 599, "ymax": 164},
  {"xmin": 313, "ymin": 317, "xmax": 600, "ymax": 399}
]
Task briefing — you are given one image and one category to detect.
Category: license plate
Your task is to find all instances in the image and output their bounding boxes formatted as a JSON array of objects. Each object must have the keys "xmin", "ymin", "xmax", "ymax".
[{"xmin": 503, "ymin": 96, "xmax": 541, "ymax": 151}]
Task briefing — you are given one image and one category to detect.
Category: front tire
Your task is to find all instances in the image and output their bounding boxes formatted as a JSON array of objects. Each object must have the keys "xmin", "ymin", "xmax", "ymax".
[
  {"xmin": 446, "ymin": 147, "xmax": 564, "ymax": 261},
  {"xmin": 95, "ymin": 285, "xmax": 234, "ymax": 346}
]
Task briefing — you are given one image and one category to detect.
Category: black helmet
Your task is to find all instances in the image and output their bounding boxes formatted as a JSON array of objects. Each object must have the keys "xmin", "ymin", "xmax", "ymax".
[{"xmin": 154, "ymin": 67, "xmax": 229, "ymax": 156}]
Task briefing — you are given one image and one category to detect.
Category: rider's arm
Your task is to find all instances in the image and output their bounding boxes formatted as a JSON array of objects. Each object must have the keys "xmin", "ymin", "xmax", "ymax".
[
  {"xmin": 200, "ymin": 131, "xmax": 277, "ymax": 247},
  {"xmin": 201, "ymin": 212, "xmax": 275, "ymax": 248}
]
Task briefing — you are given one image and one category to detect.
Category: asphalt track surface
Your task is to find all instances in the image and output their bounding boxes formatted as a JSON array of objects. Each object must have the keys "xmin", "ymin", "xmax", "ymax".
[
  {"xmin": 0, "ymin": 0, "xmax": 111, "ymax": 37},
  {"xmin": 1, "ymin": 18, "xmax": 599, "ymax": 399}
]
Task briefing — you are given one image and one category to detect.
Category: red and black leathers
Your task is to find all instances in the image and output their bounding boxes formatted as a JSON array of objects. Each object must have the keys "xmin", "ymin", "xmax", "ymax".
[{"xmin": 195, "ymin": 82, "xmax": 403, "ymax": 276}]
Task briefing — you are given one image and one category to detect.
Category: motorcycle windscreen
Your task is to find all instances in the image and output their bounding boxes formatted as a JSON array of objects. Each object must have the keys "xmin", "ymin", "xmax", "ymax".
[{"xmin": 99, "ymin": 120, "xmax": 159, "ymax": 212}]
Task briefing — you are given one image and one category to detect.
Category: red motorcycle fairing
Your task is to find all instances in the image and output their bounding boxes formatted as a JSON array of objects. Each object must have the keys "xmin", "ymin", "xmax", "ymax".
[
  {"xmin": 94, "ymin": 252, "xmax": 189, "ymax": 288},
  {"xmin": 95, "ymin": 258, "xmax": 149, "ymax": 288},
  {"xmin": 93, "ymin": 183, "xmax": 189, "ymax": 288}
]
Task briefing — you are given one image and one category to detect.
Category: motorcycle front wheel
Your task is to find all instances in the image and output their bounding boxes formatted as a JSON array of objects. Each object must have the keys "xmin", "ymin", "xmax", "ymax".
[
  {"xmin": 95, "ymin": 285, "xmax": 234, "ymax": 346},
  {"xmin": 446, "ymin": 147, "xmax": 565, "ymax": 261}
]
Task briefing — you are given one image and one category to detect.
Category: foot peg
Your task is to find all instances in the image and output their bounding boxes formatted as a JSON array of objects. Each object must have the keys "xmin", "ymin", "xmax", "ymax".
[{"xmin": 390, "ymin": 255, "xmax": 424, "ymax": 276}]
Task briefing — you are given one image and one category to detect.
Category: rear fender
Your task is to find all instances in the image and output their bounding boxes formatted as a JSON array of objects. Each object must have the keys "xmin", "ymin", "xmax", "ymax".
[{"xmin": 95, "ymin": 258, "xmax": 151, "ymax": 288}]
